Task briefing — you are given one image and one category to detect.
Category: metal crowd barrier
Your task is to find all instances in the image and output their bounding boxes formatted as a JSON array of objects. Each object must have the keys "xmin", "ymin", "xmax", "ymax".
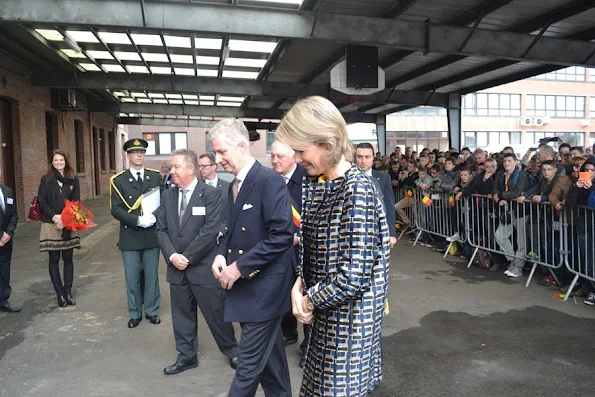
[{"xmin": 562, "ymin": 205, "xmax": 595, "ymax": 301}]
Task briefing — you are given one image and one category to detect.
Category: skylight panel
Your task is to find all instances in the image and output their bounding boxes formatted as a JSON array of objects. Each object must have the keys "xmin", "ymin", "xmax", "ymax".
[
  {"xmin": 174, "ymin": 68, "xmax": 195, "ymax": 76},
  {"xmin": 142, "ymin": 53, "xmax": 169, "ymax": 62},
  {"xmin": 86, "ymin": 50, "xmax": 113, "ymax": 60},
  {"xmin": 225, "ymin": 58, "xmax": 267, "ymax": 68},
  {"xmin": 201, "ymin": 101, "xmax": 214, "ymax": 106},
  {"xmin": 196, "ymin": 56, "xmax": 220, "ymax": 65},
  {"xmin": 195, "ymin": 38, "xmax": 223, "ymax": 50},
  {"xmin": 153, "ymin": 99, "xmax": 168, "ymax": 104},
  {"xmin": 182, "ymin": 94, "xmax": 198, "ymax": 100},
  {"xmin": 165, "ymin": 94, "xmax": 183, "ymax": 99},
  {"xmin": 98, "ymin": 32, "xmax": 131, "ymax": 45},
  {"xmin": 35, "ymin": 29, "xmax": 64, "ymax": 41},
  {"xmin": 127, "ymin": 65, "xmax": 150, "ymax": 74},
  {"xmin": 103, "ymin": 64, "xmax": 126, "ymax": 73},
  {"xmin": 185, "ymin": 100, "xmax": 199, "ymax": 105},
  {"xmin": 197, "ymin": 69, "xmax": 218, "ymax": 77},
  {"xmin": 131, "ymin": 33, "xmax": 163, "ymax": 46},
  {"xmin": 222, "ymin": 70, "xmax": 259, "ymax": 79},
  {"xmin": 113, "ymin": 91, "xmax": 126, "ymax": 97},
  {"xmin": 66, "ymin": 30, "xmax": 99, "ymax": 43},
  {"xmin": 164, "ymin": 35, "xmax": 191, "ymax": 48},
  {"xmin": 151, "ymin": 67, "xmax": 173, "ymax": 75},
  {"xmin": 80, "ymin": 63, "xmax": 101, "ymax": 71},
  {"xmin": 131, "ymin": 92, "xmax": 147, "ymax": 97},
  {"xmin": 200, "ymin": 95, "xmax": 215, "ymax": 101},
  {"xmin": 115, "ymin": 51, "xmax": 141, "ymax": 61},
  {"xmin": 120, "ymin": 97, "xmax": 136, "ymax": 103},
  {"xmin": 218, "ymin": 102, "xmax": 242, "ymax": 107},
  {"xmin": 61, "ymin": 49, "xmax": 86, "ymax": 58},
  {"xmin": 219, "ymin": 96, "xmax": 245, "ymax": 102},
  {"xmin": 228, "ymin": 40, "xmax": 277, "ymax": 53},
  {"xmin": 136, "ymin": 98, "xmax": 152, "ymax": 103},
  {"xmin": 148, "ymin": 93, "xmax": 165, "ymax": 98},
  {"xmin": 169, "ymin": 99, "xmax": 184, "ymax": 104},
  {"xmin": 170, "ymin": 54, "xmax": 193, "ymax": 64}
]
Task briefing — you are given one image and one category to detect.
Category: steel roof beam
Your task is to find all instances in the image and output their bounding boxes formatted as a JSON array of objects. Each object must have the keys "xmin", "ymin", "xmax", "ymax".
[
  {"xmin": 3, "ymin": 0, "xmax": 595, "ymax": 67},
  {"xmin": 118, "ymin": 117, "xmax": 278, "ymax": 130}
]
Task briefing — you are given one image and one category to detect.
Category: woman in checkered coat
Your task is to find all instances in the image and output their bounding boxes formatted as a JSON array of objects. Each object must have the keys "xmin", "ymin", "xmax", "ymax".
[{"xmin": 277, "ymin": 96, "xmax": 390, "ymax": 396}]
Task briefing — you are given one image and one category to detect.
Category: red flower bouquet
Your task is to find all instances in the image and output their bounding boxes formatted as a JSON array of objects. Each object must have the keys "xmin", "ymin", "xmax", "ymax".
[{"xmin": 61, "ymin": 200, "xmax": 97, "ymax": 231}]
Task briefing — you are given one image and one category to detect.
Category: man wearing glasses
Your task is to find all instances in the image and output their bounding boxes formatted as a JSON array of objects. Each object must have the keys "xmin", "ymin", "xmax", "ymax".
[
  {"xmin": 199, "ymin": 153, "xmax": 229, "ymax": 239},
  {"xmin": 110, "ymin": 138, "xmax": 163, "ymax": 328}
]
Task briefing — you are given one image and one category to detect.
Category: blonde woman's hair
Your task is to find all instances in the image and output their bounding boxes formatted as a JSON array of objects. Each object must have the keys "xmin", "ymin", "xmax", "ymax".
[
  {"xmin": 276, "ymin": 96, "xmax": 352, "ymax": 167},
  {"xmin": 207, "ymin": 118, "xmax": 250, "ymax": 152}
]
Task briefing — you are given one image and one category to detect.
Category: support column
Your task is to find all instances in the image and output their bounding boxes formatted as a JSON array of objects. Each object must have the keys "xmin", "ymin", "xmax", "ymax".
[
  {"xmin": 376, "ymin": 114, "xmax": 386, "ymax": 155},
  {"xmin": 447, "ymin": 94, "xmax": 462, "ymax": 150}
]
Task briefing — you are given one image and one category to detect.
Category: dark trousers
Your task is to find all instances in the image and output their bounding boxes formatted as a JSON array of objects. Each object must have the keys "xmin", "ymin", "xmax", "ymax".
[
  {"xmin": 48, "ymin": 249, "xmax": 74, "ymax": 295},
  {"xmin": 170, "ymin": 278, "xmax": 238, "ymax": 363},
  {"xmin": 228, "ymin": 316, "xmax": 291, "ymax": 397},
  {"xmin": 0, "ymin": 241, "xmax": 13, "ymax": 303},
  {"xmin": 281, "ymin": 311, "xmax": 311, "ymax": 350}
]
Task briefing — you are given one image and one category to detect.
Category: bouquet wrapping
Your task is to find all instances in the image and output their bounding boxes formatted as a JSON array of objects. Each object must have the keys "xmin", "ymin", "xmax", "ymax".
[{"xmin": 61, "ymin": 200, "xmax": 97, "ymax": 231}]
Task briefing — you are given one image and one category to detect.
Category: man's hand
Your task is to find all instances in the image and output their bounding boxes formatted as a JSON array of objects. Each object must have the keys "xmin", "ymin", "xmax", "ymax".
[
  {"xmin": 0, "ymin": 232, "xmax": 9, "ymax": 247},
  {"xmin": 293, "ymin": 234, "xmax": 300, "ymax": 247},
  {"xmin": 171, "ymin": 253, "xmax": 189, "ymax": 271},
  {"xmin": 555, "ymin": 201, "xmax": 565, "ymax": 211},
  {"xmin": 499, "ymin": 199, "xmax": 508, "ymax": 207},
  {"xmin": 493, "ymin": 194, "xmax": 499, "ymax": 202},
  {"xmin": 531, "ymin": 195, "xmax": 542, "ymax": 203},
  {"xmin": 211, "ymin": 255, "xmax": 227, "ymax": 280},
  {"xmin": 389, "ymin": 236, "xmax": 396, "ymax": 249},
  {"xmin": 137, "ymin": 214, "xmax": 156, "ymax": 228},
  {"xmin": 455, "ymin": 192, "xmax": 463, "ymax": 201},
  {"xmin": 219, "ymin": 262, "xmax": 242, "ymax": 290},
  {"xmin": 516, "ymin": 195, "xmax": 526, "ymax": 204}
]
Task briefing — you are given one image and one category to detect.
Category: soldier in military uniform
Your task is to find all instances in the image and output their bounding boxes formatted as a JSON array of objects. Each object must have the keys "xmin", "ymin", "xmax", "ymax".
[{"xmin": 110, "ymin": 138, "xmax": 163, "ymax": 328}]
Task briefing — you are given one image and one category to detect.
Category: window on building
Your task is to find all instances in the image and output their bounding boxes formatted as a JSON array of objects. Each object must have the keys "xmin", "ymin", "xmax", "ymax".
[
  {"xmin": 591, "ymin": 97, "xmax": 595, "ymax": 119},
  {"xmin": 463, "ymin": 131, "xmax": 521, "ymax": 149},
  {"xmin": 526, "ymin": 95, "xmax": 585, "ymax": 118},
  {"xmin": 387, "ymin": 131, "xmax": 449, "ymax": 153},
  {"xmin": 74, "ymin": 120, "xmax": 85, "ymax": 173},
  {"xmin": 266, "ymin": 131, "xmax": 275, "ymax": 153},
  {"xmin": 142, "ymin": 132, "xmax": 188, "ymax": 155},
  {"xmin": 463, "ymin": 93, "xmax": 521, "ymax": 116},
  {"xmin": 205, "ymin": 131, "xmax": 212, "ymax": 153},
  {"xmin": 531, "ymin": 66, "xmax": 586, "ymax": 82},
  {"xmin": 526, "ymin": 131, "xmax": 584, "ymax": 147},
  {"xmin": 108, "ymin": 130, "xmax": 116, "ymax": 170},
  {"xmin": 99, "ymin": 128, "xmax": 106, "ymax": 171},
  {"xmin": 397, "ymin": 106, "xmax": 447, "ymax": 116}
]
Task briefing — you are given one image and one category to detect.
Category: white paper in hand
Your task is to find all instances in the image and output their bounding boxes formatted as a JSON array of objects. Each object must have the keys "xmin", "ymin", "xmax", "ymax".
[{"xmin": 141, "ymin": 188, "xmax": 161, "ymax": 215}]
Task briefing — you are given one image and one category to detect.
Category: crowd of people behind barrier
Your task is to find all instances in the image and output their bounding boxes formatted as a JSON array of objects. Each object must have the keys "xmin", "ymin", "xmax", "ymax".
[{"xmin": 373, "ymin": 140, "xmax": 595, "ymax": 307}]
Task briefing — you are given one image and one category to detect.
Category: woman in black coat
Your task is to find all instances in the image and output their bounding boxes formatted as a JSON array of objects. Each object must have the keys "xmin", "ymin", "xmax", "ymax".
[{"xmin": 38, "ymin": 150, "xmax": 81, "ymax": 307}]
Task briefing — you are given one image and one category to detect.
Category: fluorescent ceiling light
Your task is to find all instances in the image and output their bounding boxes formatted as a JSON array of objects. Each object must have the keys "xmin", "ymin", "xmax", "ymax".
[
  {"xmin": 153, "ymin": 99, "xmax": 168, "ymax": 104},
  {"xmin": 115, "ymin": 51, "xmax": 141, "ymax": 61},
  {"xmin": 169, "ymin": 99, "xmax": 184, "ymax": 104},
  {"xmin": 120, "ymin": 97, "xmax": 136, "ymax": 102},
  {"xmin": 195, "ymin": 38, "xmax": 222, "ymax": 49},
  {"xmin": 185, "ymin": 100, "xmax": 199, "ymax": 105},
  {"xmin": 174, "ymin": 68, "xmax": 195, "ymax": 76},
  {"xmin": 200, "ymin": 95, "xmax": 215, "ymax": 100},
  {"xmin": 127, "ymin": 65, "xmax": 150, "ymax": 73},
  {"xmin": 131, "ymin": 33, "xmax": 162, "ymax": 46},
  {"xmin": 113, "ymin": 91, "xmax": 126, "ymax": 97},
  {"xmin": 103, "ymin": 64, "xmax": 126, "ymax": 73},
  {"xmin": 170, "ymin": 54, "xmax": 193, "ymax": 64},
  {"xmin": 148, "ymin": 93, "xmax": 165, "ymax": 98},
  {"xmin": 228, "ymin": 39, "xmax": 277, "ymax": 53},
  {"xmin": 164, "ymin": 35, "xmax": 191, "ymax": 48},
  {"xmin": 86, "ymin": 50, "xmax": 113, "ymax": 59},
  {"xmin": 249, "ymin": 0, "xmax": 302, "ymax": 3},
  {"xmin": 118, "ymin": 113, "xmax": 127, "ymax": 117},
  {"xmin": 137, "ymin": 98, "xmax": 152, "ymax": 103},
  {"xmin": 151, "ymin": 67, "xmax": 172, "ymax": 74},
  {"xmin": 197, "ymin": 69, "xmax": 218, "ymax": 77},
  {"xmin": 222, "ymin": 70, "xmax": 259, "ymax": 79},
  {"xmin": 196, "ymin": 56, "xmax": 220, "ymax": 65},
  {"xmin": 225, "ymin": 58, "xmax": 267, "ymax": 68},
  {"xmin": 80, "ymin": 63, "xmax": 101, "ymax": 71},
  {"xmin": 142, "ymin": 53, "xmax": 169, "ymax": 62},
  {"xmin": 201, "ymin": 101, "xmax": 214, "ymax": 106},
  {"xmin": 131, "ymin": 92, "xmax": 147, "ymax": 97},
  {"xmin": 66, "ymin": 30, "xmax": 99, "ymax": 43},
  {"xmin": 60, "ymin": 49, "xmax": 86, "ymax": 58},
  {"xmin": 98, "ymin": 32, "xmax": 131, "ymax": 44},
  {"xmin": 35, "ymin": 29, "xmax": 63, "ymax": 41},
  {"xmin": 219, "ymin": 96, "xmax": 245, "ymax": 102},
  {"xmin": 218, "ymin": 102, "xmax": 242, "ymax": 107},
  {"xmin": 182, "ymin": 94, "xmax": 198, "ymax": 100},
  {"xmin": 128, "ymin": 113, "xmax": 139, "ymax": 117},
  {"xmin": 166, "ymin": 94, "xmax": 183, "ymax": 99}
]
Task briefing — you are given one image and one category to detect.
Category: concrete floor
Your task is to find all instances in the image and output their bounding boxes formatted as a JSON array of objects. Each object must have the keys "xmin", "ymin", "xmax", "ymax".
[{"xmin": 1, "ymin": 197, "xmax": 595, "ymax": 396}]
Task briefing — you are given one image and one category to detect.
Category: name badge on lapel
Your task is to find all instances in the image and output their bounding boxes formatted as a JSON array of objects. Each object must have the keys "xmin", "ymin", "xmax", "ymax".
[
  {"xmin": 6, "ymin": 198, "xmax": 13, "ymax": 205},
  {"xmin": 192, "ymin": 207, "xmax": 206, "ymax": 216}
]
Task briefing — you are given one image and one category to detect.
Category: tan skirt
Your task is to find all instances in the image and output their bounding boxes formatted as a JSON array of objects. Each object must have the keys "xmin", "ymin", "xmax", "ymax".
[{"xmin": 39, "ymin": 222, "xmax": 81, "ymax": 252}]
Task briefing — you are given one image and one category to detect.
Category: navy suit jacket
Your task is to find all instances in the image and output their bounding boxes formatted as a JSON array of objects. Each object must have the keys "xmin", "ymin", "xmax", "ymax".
[
  {"xmin": 372, "ymin": 170, "xmax": 397, "ymax": 237},
  {"xmin": 218, "ymin": 161, "xmax": 295, "ymax": 323}
]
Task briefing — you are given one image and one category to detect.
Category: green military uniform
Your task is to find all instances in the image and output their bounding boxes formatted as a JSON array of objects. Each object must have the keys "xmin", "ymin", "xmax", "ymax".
[{"xmin": 110, "ymin": 138, "xmax": 163, "ymax": 325}]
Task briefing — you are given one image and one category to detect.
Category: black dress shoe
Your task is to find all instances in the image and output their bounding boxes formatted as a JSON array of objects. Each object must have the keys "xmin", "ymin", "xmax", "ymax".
[
  {"xmin": 128, "ymin": 318, "xmax": 142, "ymax": 328},
  {"xmin": 283, "ymin": 336, "xmax": 298, "ymax": 346},
  {"xmin": 163, "ymin": 361, "xmax": 198, "ymax": 375},
  {"xmin": 145, "ymin": 315, "xmax": 161, "ymax": 324},
  {"xmin": 229, "ymin": 357, "xmax": 238, "ymax": 370},
  {"xmin": 64, "ymin": 294, "xmax": 76, "ymax": 306},
  {"xmin": 0, "ymin": 301, "xmax": 21, "ymax": 313},
  {"xmin": 56, "ymin": 294, "xmax": 67, "ymax": 308},
  {"xmin": 299, "ymin": 352, "xmax": 307, "ymax": 368}
]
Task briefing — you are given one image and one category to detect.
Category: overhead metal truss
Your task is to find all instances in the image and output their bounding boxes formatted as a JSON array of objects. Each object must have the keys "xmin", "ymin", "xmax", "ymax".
[
  {"xmin": 2, "ymin": 0, "xmax": 595, "ymax": 67},
  {"xmin": 118, "ymin": 117, "xmax": 279, "ymax": 130}
]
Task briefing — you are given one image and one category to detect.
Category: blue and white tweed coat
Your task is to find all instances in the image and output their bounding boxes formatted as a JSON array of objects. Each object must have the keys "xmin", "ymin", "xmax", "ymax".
[{"xmin": 299, "ymin": 165, "xmax": 390, "ymax": 396}]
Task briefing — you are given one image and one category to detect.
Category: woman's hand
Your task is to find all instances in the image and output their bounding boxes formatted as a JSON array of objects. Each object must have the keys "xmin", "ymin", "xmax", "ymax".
[
  {"xmin": 291, "ymin": 277, "xmax": 313, "ymax": 324},
  {"xmin": 52, "ymin": 215, "xmax": 64, "ymax": 229}
]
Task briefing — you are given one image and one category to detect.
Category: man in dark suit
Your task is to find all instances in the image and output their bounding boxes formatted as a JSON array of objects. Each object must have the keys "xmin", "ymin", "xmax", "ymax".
[
  {"xmin": 156, "ymin": 149, "xmax": 238, "ymax": 375},
  {"xmin": 355, "ymin": 143, "xmax": 397, "ymax": 248},
  {"xmin": 110, "ymin": 138, "xmax": 162, "ymax": 328},
  {"xmin": 161, "ymin": 162, "xmax": 175, "ymax": 189},
  {"xmin": 199, "ymin": 153, "xmax": 229, "ymax": 201},
  {"xmin": 270, "ymin": 141, "xmax": 308, "ymax": 353},
  {"xmin": 0, "ymin": 184, "xmax": 19, "ymax": 313},
  {"xmin": 209, "ymin": 118, "xmax": 294, "ymax": 397}
]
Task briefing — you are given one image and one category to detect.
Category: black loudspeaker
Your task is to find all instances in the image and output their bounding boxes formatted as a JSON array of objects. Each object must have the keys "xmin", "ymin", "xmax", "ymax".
[{"xmin": 346, "ymin": 45, "xmax": 378, "ymax": 89}]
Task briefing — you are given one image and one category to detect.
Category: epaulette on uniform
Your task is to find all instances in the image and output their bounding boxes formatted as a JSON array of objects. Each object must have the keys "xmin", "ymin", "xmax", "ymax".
[
  {"xmin": 111, "ymin": 170, "xmax": 126, "ymax": 181},
  {"xmin": 146, "ymin": 168, "xmax": 161, "ymax": 174}
]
